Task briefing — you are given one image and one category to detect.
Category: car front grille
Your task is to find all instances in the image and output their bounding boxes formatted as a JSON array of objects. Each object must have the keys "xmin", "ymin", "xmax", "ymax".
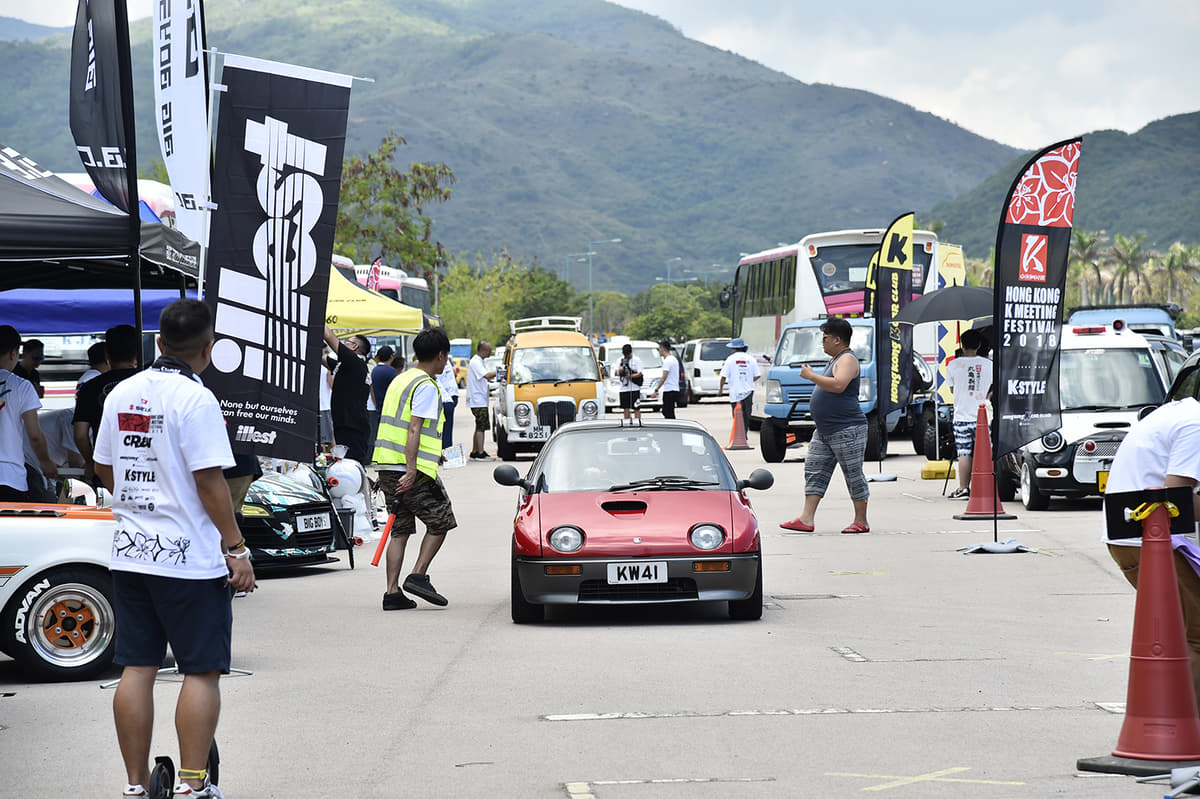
[
  {"xmin": 286, "ymin": 502, "xmax": 336, "ymax": 548},
  {"xmin": 1075, "ymin": 441, "xmax": 1121, "ymax": 460},
  {"xmin": 537, "ymin": 400, "xmax": 576, "ymax": 430},
  {"xmin": 578, "ymin": 578, "xmax": 699, "ymax": 602}
]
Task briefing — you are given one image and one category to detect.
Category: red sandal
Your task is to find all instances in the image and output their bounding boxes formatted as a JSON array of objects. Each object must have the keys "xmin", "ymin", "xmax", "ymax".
[
  {"xmin": 780, "ymin": 518, "xmax": 815, "ymax": 532},
  {"xmin": 841, "ymin": 522, "xmax": 870, "ymax": 534}
]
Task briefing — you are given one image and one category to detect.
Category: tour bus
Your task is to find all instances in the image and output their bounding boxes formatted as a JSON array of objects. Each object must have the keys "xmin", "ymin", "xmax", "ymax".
[
  {"xmin": 341, "ymin": 257, "xmax": 433, "ymax": 316},
  {"xmin": 731, "ymin": 228, "xmax": 943, "ymax": 460}
]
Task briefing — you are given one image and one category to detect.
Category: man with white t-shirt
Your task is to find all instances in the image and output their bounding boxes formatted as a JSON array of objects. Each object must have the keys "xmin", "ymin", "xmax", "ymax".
[
  {"xmin": 648, "ymin": 340, "xmax": 681, "ymax": 419},
  {"xmin": 466, "ymin": 341, "xmax": 496, "ymax": 460},
  {"xmin": 718, "ymin": 338, "xmax": 760, "ymax": 425},
  {"xmin": 93, "ymin": 300, "xmax": 255, "ymax": 799},
  {"xmin": 945, "ymin": 329, "xmax": 992, "ymax": 499},
  {"xmin": 0, "ymin": 325, "xmax": 57, "ymax": 501},
  {"xmin": 1104, "ymin": 397, "xmax": 1200, "ymax": 710},
  {"xmin": 436, "ymin": 354, "xmax": 460, "ymax": 450}
]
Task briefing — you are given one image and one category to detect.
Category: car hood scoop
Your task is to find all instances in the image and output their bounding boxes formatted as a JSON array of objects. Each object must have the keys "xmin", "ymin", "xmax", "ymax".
[
  {"xmin": 1092, "ymin": 420, "xmax": 1131, "ymax": 429},
  {"xmin": 600, "ymin": 499, "xmax": 647, "ymax": 515}
]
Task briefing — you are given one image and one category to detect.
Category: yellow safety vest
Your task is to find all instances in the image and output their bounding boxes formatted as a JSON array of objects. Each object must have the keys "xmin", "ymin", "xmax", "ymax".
[{"xmin": 373, "ymin": 368, "xmax": 443, "ymax": 478}]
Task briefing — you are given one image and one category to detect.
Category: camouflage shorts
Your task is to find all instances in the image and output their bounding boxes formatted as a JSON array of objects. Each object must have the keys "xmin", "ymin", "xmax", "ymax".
[{"xmin": 377, "ymin": 470, "xmax": 458, "ymax": 538}]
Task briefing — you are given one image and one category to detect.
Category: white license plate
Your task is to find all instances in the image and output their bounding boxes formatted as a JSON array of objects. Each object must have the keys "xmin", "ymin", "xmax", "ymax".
[
  {"xmin": 607, "ymin": 561, "xmax": 668, "ymax": 584},
  {"xmin": 296, "ymin": 512, "xmax": 331, "ymax": 532},
  {"xmin": 529, "ymin": 425, "xmax": 551, "ymax": 440}
]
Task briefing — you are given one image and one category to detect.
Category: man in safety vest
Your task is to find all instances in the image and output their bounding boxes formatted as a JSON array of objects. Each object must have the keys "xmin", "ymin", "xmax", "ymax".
[{"xmin": 373, "ymin": 327, "xmax": 458, "ymax": 610}]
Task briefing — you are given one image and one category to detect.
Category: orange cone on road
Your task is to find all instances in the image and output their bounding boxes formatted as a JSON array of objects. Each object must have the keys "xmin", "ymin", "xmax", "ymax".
[
  {"xmin": 1112, "ymin": 501, "xmax": 1200, "ymax": 760},
  {"xmin": 954, "ymin": 404, "xmax": 1016, "ymax": 520},
  {"xmin": 725, "ymin": 403, "xmax": 751, "ymax": 451}
]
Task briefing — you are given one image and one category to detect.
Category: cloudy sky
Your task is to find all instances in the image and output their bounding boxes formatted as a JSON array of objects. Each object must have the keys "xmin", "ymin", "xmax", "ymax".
[{"xmin": 11, "ymin": 0, "xmax": 1199, "ymax": 149}]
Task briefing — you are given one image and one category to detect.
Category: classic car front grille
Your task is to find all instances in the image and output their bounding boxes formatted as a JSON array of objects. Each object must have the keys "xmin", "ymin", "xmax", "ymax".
[
  {"xmin": 578, "ymin": 578, "xmax": 699, "ymax": 602},
  {"xmin": 537, "ymin": 400, "xmax": 576, "ymax": 430},
  {"xmin": 1075, "ymin": 440, "xmax": 1121, "ymax": 459}
]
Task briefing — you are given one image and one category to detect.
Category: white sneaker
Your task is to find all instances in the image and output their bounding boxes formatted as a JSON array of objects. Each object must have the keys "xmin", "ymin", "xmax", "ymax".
[
  {"xmin": 174, "ymin": 782, "xmax": 224, "ymax": 798},
  {"xmin": 123, "ymin": 787, "xmax": 148, "ymax": 798}
]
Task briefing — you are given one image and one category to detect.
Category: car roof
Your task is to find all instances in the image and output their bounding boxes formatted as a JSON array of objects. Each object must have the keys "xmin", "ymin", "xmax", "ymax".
[
  {"xmin": 509, "ymin": 330, "xmax": 592, "ymax": 348},
  {"xmin": 1060, "ymin": 326, "xmax": 1152, "ymax": 350},
  {"xmin": 554, "ymin": 419, "xmax": 709, "ymax": 434}
]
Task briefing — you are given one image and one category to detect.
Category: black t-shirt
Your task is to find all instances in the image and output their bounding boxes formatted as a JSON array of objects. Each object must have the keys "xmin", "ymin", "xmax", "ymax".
[
  {"xmin": 73, "ymin": 367, "xmax": 141, "ymax": 429},
  {"xmin": 329, "ymin": 342, "xmax": 369, "ymax": 433},
  {"xmin": 13, "ymin": 363, "xmax": 40, "ymax": 395}
]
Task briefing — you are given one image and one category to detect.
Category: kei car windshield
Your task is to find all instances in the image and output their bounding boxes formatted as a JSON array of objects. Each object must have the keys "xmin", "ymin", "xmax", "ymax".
[
  {"xmin": 1059, "ymin": 347, "xmax": 1166, "ymax": 409},
  {"xmin": 774, "ymin": 326, "xmax": 873, "ymax": 366},
  {"xmin": 698, "ymin": 341, "xmax": 731, "ymax": 360},
  {"xmin": 510, "ymin": 346, "xmax": 598, "ymax": 384},
  {"xmin": 535, "ymin": 428, "xmax": 735, "ymax": 493}
]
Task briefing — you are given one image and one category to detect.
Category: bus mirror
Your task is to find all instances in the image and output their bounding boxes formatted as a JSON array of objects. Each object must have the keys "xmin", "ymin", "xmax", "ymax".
[{"xmin": 718, "ymin": 288, "xmax": 731, "ymax": 308}]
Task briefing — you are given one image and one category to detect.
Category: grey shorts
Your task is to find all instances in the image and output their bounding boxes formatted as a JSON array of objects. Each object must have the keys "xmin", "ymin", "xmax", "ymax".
[{"xmin": 378, "ymin": 469, "xmax": 458, "ymax": 537}]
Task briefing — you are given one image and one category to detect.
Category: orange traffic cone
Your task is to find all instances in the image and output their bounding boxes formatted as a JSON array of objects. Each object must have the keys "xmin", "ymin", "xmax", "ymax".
[
  {"xmin": 1112, "ymin": 502, "xmax": 1200, "ymax": 760},
  {"xmin": 725, "ymin": 403, "xmax": 751, "ymax": 451},
  {"xmin": 954, "ymin": 404, "xmax": 1016, "ymax": 520}
]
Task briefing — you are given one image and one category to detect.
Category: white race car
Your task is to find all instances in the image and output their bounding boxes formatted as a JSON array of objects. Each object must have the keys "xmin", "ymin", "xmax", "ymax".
[{"xmin": 0, "ymin": 504, "xmax": 117, "ymax": 680}]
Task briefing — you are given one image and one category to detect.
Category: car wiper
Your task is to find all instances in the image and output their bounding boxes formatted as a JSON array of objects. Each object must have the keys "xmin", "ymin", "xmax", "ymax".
[
  {"xmin": 1063, "ymin": 404, "xmax": 1124, "ymax": 411},
  {"xmin": 608, "ymin": 475, "xmax": 720, "ymax": 492},
  {"xmin": 554, "ymin": 378, "xmax": 596, "ymax": 385}
]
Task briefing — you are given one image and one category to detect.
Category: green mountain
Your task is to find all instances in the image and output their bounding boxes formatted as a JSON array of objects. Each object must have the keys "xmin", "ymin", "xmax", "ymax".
[
  {"xmin": 933, "ymin": 113, "xmax": 1200, "ymax": 257},
  {"xmin": 0, "ymin": 17, "xmax": 70, "ymax": 41},
  {"xmin": 1, "ymin": 0, "xmax": 1193, "ymax": 289}
]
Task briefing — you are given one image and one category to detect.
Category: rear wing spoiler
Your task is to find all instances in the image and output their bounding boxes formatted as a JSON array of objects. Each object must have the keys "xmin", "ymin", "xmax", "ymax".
[{"xmin": 509, "ymin": 316, "xmax": 582, "ymax": 334}]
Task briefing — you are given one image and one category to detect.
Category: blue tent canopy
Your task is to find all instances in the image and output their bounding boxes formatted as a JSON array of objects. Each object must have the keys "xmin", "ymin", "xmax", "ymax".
[{"xmin": 0, "ymin": 288, "xmax": 196, "ymax": 335}]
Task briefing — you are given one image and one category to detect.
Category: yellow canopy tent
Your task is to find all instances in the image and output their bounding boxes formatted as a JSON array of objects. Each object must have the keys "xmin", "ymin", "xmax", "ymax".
[{"xmin": 324, "ymin": 266, "xmax": 423, "ymax": 335}]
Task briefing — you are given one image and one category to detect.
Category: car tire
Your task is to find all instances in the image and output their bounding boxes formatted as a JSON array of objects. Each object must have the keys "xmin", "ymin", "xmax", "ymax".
[
  {"xmin": 511, "ymin": 560, "xmax": 543, "ymax": 623},
  {"xmin": 728, "ymin": 556, "xmax": 763, "ymax": 620},
  {"xmin": 864, "ymin": 413, "xmax": 887, "ymax": 461},
  {"xmin": 759, "ymin": 420, "xmax": 786, "ymax": 463},
  {"xmin": 496, "ymin": 427, "xmax": 516, "ymax": 462},
  {"xmin": 688, "ymin": 387, "xmax": 699, "ymax": 404},
  {"xmin": 923, "ymin": 417, "xmax": 954, "ymax": 461},
  {"xmin": 0, "ymin": 566, "xmax": 116, "ymax": 681},
  {"xmin": 1019, "ymin": 459, "xmax": 1050, "ymax": 511},
  {"xmin": 997, "ymin": 464, "xmax": 1018, "ymax": 503}
]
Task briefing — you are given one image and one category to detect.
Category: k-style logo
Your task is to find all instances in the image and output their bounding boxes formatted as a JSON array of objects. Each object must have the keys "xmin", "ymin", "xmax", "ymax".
[{"xmin": 1018, "ymin": 233, "xmax": 1048, "ymax": 283}]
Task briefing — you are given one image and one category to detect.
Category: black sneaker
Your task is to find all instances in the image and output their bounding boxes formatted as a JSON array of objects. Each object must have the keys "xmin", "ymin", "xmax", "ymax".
[
  {"xmin": 403, "ymin": 573, "xmax": 448, "ymax": 606},
  {"xmin": 948, "ymin": 487, "xmax": 970, "ymax": 500},
  {"xmin": 382, "ymin": 591, "xmax": 416, "ymax": 611}
]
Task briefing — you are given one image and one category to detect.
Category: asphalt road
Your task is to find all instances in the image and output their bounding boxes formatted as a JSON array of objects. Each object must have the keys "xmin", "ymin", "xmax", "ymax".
[{"xmin": 0, "ymin": 399, "xmax": 1171, "ymax": 798}]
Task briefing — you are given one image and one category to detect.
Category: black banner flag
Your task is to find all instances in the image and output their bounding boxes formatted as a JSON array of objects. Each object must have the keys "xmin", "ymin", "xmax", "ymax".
[
  {"xmin": 203, "ymin": 54, "xmax": 351, "ymax": 461},
  {"xmin": 70, "ymin": 0, "xmax": 139, "ymax": 219},
  {"xmin": 875, "ymin": 212, "xmax": 915, "ymax": 426},
  {"xmin": 992, "ymin": 138, "xmax": 1083, "ymax": 457}
]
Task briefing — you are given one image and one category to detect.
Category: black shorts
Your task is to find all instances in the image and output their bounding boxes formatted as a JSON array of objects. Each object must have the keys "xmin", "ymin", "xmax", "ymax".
[
  {"xmin": 471, "ymin": 406, "xmax": 490, "ymax": 433},
  {"xmin": 113, "ymin": 571, "xmax": 233, "ymax": 674},
  {"xmin": 619, "ymin": 390, "xmax": 640, "ymax": 410},
  {"xmin": 379, "ymin": 470, "xmax": 458, "ymax": 537}
]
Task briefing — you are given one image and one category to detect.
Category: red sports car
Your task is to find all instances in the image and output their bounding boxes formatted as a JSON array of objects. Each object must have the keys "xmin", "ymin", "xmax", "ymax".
[{"xmin": 493, "ymin": 419, "xmax": 773, "ymax": 622}]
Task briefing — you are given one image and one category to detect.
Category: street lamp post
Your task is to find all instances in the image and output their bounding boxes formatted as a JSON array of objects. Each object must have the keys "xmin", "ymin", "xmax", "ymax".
[
  {"xmin": 665, "ymin": 256, "xmax": 682, "ymax": 284},
  {"xmin": 586, "ymin": 238, "xmax": 621, "ymax": 339}
]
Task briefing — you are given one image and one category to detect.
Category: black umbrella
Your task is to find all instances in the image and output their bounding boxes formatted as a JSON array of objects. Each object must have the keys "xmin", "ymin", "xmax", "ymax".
[{"xmin": 892, "ymin": 285, "xmax": 993, "ymax": 325}]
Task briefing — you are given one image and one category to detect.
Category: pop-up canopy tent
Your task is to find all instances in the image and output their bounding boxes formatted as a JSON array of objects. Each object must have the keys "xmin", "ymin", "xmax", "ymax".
[
  {"xmin": 0, "ymin": 144, "xmax": 200, "ymax": 291},
  {"xmin": 325, "ymin": 266, "xmax": 423, "ymax": 335},
  {"xmin": 0, "ymin": 288, "xmax": 197, "ymax": 335}
]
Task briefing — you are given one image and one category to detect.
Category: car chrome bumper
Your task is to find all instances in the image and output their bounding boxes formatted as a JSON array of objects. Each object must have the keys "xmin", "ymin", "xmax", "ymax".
[{"xmin": 514, "ymin": 553, "xmax": 760, "ymax": 605}]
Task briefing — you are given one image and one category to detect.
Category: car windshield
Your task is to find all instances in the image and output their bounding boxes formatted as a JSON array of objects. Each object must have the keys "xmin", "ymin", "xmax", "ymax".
[
  {"xmin": 535, "ymin": 427, "xmax": 734, "ymax": 493},
  {"xmin": 1059, "ymin": 347, "xmax": 1166, "ymax": 409},
  {"xmin": 698, "ymin": 341, "xmax": 730, "ymax": 359},
  {"xmin": 509, "ymin": 346, "xmax": 598, "ymax": 384},
  {"xmin": 774, "ymin": 326, "xmax": 873, "ymax": 366},
  {"xmin": 631, "ymin": 346, "xmax": 662, "ymax": 369}
]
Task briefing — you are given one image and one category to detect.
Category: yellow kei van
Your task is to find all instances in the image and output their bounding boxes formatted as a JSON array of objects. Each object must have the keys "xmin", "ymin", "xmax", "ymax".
[{"xmin": 493, "ymin": 317, "xmax": 605, "ymax": 460}]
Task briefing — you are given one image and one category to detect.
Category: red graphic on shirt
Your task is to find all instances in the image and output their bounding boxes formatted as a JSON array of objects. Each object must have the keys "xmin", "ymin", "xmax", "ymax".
[
  {"xmin": 118, "ymin": 413, "xmax": 151, "ymax": 433},
  {"xmin": 1018, "ymin": 234, "xmax": 1048, "ymax": 283},
  {"xmin": 1005, "ymin": 141, "xmax": 1080, "ymax": 228}
]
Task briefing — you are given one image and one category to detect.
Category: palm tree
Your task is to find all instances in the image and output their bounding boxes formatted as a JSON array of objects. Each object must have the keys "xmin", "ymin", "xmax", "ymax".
[
  {"xmin": 1160, "ymin": 242, "xmax": 1200, "ymax": 305},
  {"xmin": 1107, "ymin": 233, "xmax": 1151, "ymax": 304},
  {"xmin": 1069, "ymin": 230, "xmax": 1107, "ymax": 304}
]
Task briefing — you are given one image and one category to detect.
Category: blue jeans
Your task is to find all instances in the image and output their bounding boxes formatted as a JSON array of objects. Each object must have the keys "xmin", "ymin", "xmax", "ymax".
[{"xmin": 805, "ymin": 423, "xmax": 869, "ymax": 501}]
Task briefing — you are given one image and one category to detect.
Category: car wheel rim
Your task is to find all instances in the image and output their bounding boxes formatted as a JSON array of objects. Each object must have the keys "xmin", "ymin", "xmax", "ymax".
[
  {"xmin": 27, "ymin": 583, "xmax": 115, "ymax": 669},
  {"xmin": 1020, "ymin": 464, "xmax": 1031, "ymax": 506}
]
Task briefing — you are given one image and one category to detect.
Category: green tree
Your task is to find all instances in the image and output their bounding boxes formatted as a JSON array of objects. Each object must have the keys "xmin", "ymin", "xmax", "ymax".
[
  {"xmin": 335, "ymin": 132, "xmax": 455, "ymax": 278},
  {"xmin": 1107, "ymin": 233, "xmax": 1151, "ymax": 303},
  {"xmin": 436, "ymin": 254, "xmax": 515, "ymax": 346},
  {"xmin": 138, "ymin": 159, "xmax": 169, "ymax": 183},
  {"xmin": 1069, "ymin": 230, "xmax": 1107, "ymax": 305},
  {"xmin": 1159, "ymin": 242, "xmax": 1200, "ymax": 305},
  {"xmin": 499, "ymin": 258, "xmax": 584, "ymax": 321}
]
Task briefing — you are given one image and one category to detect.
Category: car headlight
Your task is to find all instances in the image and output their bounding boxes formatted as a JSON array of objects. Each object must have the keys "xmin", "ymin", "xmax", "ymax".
[
  {"xmin": 580, "ymin": 400, "xmax": 599, "ymax": 419},
  {"xmin": 514, "ymin": 402, "xmax": 532, "ymax": 427},
  {"xmin": 689, "ymin": 523, "xmax": 726, "ymax": 551},
  {"xmin": 765, "ymin": 379, "xmax": 782, "ymax": 403},
  {"xmin": 1041, "ymin": 431, "xmax": 1064, "ymax": 452},
  {"xmin": 548, "ymin": 526, "xmax": 584, "ymax": 553},
  {"xmin": 240, "ymin": 503, "xmax": 271, "ymax": 517}
]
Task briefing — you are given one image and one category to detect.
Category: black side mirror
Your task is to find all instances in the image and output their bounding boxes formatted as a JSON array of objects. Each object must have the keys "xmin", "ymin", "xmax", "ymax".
[
  {"xmin": 493, "ymin": 464, "xmax": 530, "ymax": 490},
  {"xmin": 737, "ymin": 468, "xmax": 774, "ymax": 491}
]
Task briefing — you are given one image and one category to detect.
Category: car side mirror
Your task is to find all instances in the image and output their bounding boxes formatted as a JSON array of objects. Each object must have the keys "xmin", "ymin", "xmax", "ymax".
[
  {"xmin": 738, "ymin": 468, "xmax": 774, "ymax": 491},
  {"xmin": 496, "ymin": 366, "xmax": 506, "ymax": 382},
  {"xmin": 1137, "ymin": 405, "xmax": 1156, "ymax": 420},
  {"xmin": 601, "ymin": 363, "xmax": 611, "ymax": 378},
  {"xmin": 493, "ymin": 464, "xmax": 530, "ymax": 490}
]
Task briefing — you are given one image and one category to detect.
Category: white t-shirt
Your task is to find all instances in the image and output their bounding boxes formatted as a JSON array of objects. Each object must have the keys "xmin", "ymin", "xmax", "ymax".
[
  {"xmin": 379, "ymin": 376, "xmax": 442, "ymax": 473},
  {"xmin": 0, "ymin": 369, "xmax": 40, "ymax": 491},
  {"xmin": 467, "ymin": 354, "xmax": 491, "ymax": 408},
  {"xmin": 618, "ymin": 355, "xmax": 643, "ymax": 392},
  {"xmin": 946, "ymin": 355, "xmax": 992, "ymax": 422},
  {"xmin": 319, "ymin": 366, "xmax": 333, "ymax": 412},
  {"xmin": 436, "ymin": 358, "xmax": 459, "ymax": 399},
  {"xmin": 94, "ymin": 368, "xmax": 235, "ymax": 579},
  {"xmin": 1105, "ymin": 398, "xmax": 1200, "ymax": 547},
  {"xmin": 660, "ymin": 353, "xmax": 681, "ymax": 392},
  {"xmin": 720, "ymin": 352, "xmax": 759, "ymax": 402}
]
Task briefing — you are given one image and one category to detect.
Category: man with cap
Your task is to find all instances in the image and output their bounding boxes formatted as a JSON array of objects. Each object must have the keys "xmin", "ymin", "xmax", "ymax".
[{"xmin": 718, "ymin": 338, "xmax": 760, "ymax": 426}]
